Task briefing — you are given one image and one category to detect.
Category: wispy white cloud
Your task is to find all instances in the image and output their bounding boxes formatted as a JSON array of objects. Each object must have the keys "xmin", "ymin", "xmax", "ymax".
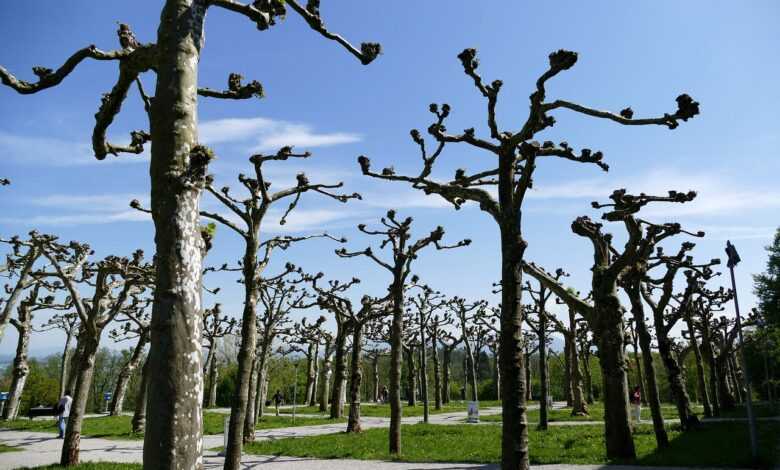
[
  {"xmin": 199, "ymin": 117, "xmax": 361, "ymax": 152},
  {"xmin": 529, "ymin": 169, "xmax": 780, "ymax": 217},
  {"xmin": 0, "ymin": 131, "xmax": 149, "ymax": 167},
  {"xmin": 1, "ymin": 193, "xmax": 149, "ymax": 226},
  {"xmin": 696, "ymin": 225, "xmax": 777, "ymax": 241}
]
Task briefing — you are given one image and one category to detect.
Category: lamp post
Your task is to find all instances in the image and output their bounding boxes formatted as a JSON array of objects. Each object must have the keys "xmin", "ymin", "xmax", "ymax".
[{"xmin": 725, "ymin": 241, "xmax": 758, "ymax": 460}]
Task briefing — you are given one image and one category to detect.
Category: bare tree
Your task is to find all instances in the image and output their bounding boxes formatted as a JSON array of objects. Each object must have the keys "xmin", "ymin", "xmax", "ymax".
[
  {"xmin": 523, "ymin": 189, "xmax": 705, "ymax": 458},
  {"xmin": 32, "ymin": 234, "xmax": 152, "ymax": 465},
  {"xmin": 0, "ymin": 4, "xmax": 378, "ymax": 467},
  {"xmin": 406, "ymin": 284, "xmax": 446, "ymax": 422},
  {"xmin": 287, "ymin": 316, "xmax": 328, "ymax": 409},
  {"xmin": 107, "ymin": 297, "xmax": 153, "ymax": 416},
  {"xmin": 2, "ymin": 284, "xmax": 63, "ymax": 420},
  {"xmin": 641, "ymin": 243, "xmax": 719, "ymax": 426},
  {"xmin": 38, "ymin": 311, "xmax": 80, "ymax": 399},
  {"xmin": 425, "ymin": 305, "xmax": 454, "ymax": 410},
  {"xmin": 523, "ymin": 269, "xmax": 567, "ymax": 430},
  {"xmin": 201, "ymin": 304, "xmax": 237, "ymax": 409},
  {"xmin": 447, "ymin": 297, "xmax": 486, "ymax": 403},
  {"xmin": 336, "ymin": 211, "xmax": 469, "ymax": 455},
  {"xmin": 0, "ymin": 233, "xmax": 44, "ymax": 345},
  {"xmin": 356, "ymin": 46, "xmax": 698, "ymax": 469},
  {"xmin": 164, "ymin": 145, "xmax": 358, "ymax": 461}
]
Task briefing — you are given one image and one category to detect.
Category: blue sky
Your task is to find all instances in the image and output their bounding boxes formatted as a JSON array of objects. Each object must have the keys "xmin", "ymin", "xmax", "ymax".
[{"xmin": 1, "ymin": 1, "xmax": 778, "ymax": 356}]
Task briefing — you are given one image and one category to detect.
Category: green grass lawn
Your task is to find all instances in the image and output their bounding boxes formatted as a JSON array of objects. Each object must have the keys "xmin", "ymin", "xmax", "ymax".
[
  {"xmin": 243, "ymin": 421, "xmax": 780, "ymax": 467},
  {"xmin": 0, "ymin": 412, "xmax": 343, "ymax": 440},
  {"xmin": 279, "ymin": 400, "xmax": 501, "ymax": 418},
  {"xmin": 480, "ymin": 402, "xmax": 706, "ymax": 423}
]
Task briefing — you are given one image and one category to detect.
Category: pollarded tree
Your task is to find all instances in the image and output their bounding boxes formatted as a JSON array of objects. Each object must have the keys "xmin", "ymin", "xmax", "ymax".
[
  {"xmin": 2, "ymin": 284, "xmax": 64, "ymax": 420},
  {"xmin": 357, "ymin": 47, "xmax": 699, "ymax": 470},
  {"xmin": 523, "ymin": 189, "xmax": 704, "ymax": 459},
  {"xmin": 447, "ymin": 297, "xmax": 486, "ymax": 403},
  {"xmin": 107, "ymin": 296, "xmax": 153, "ymax": 416},
  {"xmin": 0, "ymin": 233, "xmax": 45, "ymax": 345},
  {"xmin": 336, "ymin": 211, "xmax": 470, "ymax": 455},
  {"xmin": 247, "ymin": 267, "xmax": 312, "ymax": 436},
  {"xmin": 201, "ymin": 303, "xmax": 237, "ymax": 409},
  {"xmin": 287, "ymin": 316, "xmax": 328, "ymax": 409},
  {"xmin": 439, "ymin": 332, "xmax": 463, "ymax": 406},
  {"xmin": 38, "ymin": 311, "xmax": 80, "ymax": 398},
  {"xmin": 523, "ymin": 269, "xmax": 567, "ymax": 430},
  {"xmin": 304, "ymin": 276, "xmax": 361, "ymax": 419},
  {"xmin": 425, "ymin": 306, "xmax": 454, "ymax": 410},
  {"xmin": 34, "ymin": 235, "xmax": 153, "ymax": 465},
  {"xmin": 575, "ymin": 324, "xmax": 595, "ymax": 404},
  {"xmin": 625, "ymin": 318, "xmax": 646, "ymax": 406},
  {"xmin": 641, "ymin": 243, "xmax": 719, "ymax": 426},
  {"xmin": 709, "ymin": 314, "xmax": 756, "ymax": 408},
  {"xmin": 407, "ymin": 284, "xmax": 446, "ymax": 422},
  {"xmin": 0, "ymin": 4, "xmax": 379, "ymax": 468}
]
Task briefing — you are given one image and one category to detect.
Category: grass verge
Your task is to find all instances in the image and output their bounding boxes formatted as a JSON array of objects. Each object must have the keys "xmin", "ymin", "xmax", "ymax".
[{"xmin": 243, "ymin": 421, "xmax": 779, "ymax": 467}]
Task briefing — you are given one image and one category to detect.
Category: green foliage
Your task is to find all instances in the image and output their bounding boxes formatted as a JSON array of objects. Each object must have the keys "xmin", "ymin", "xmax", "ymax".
[
  {"xmin": 754, "ymin": 227, "xmax": 780, "ymax": 326},
  {"xmin": 242, "ymin": 421, "xmax": 780, "ymax": 466}
]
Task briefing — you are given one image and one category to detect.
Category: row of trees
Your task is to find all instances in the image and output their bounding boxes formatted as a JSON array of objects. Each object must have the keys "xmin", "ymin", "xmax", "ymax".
[{"xmin": 2, "ymin": 2, "xmax": 773, "ymax": 470}]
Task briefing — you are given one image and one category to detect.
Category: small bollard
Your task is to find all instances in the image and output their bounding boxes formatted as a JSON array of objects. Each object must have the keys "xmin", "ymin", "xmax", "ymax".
[{"xmin": 467, "ymin": 401, "xmax": 480, "ymax": 423}]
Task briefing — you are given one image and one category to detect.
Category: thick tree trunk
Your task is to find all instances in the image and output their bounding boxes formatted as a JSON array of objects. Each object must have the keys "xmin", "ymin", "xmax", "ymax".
[
  {"xmin": 582, "ymin": 349, "xmax": 594, "ymax": 404},
  {"xmin": 563, "ymin": 338, "xmax": 572, "ymax": 406},
  {"xmin": 388, "ymin": 281, "xmax": 403, "ymax": 455},
  {"xmin": 223, "ymin": 234, "xmax": 259, "ymax": 467},
  {"xmin": 242, "ymin": 356, "xmax": 258, "ymax": 445},
  {"xmin": 497, "ymin": 217, "xmax": 530, "ymax": 470},
  {"xmin": 319, "ymin": 339, "xmax": 334, "ymax": 412},
  {"xmin": 305, "ymin": 342, "xmax": 317, "ymax": 406},
  {"xmin": 464, "ymin": 341, "xmax": 478, "ymax": 403},
  {"xmin": 61, "ymin": 334, "xmax": 100, "ymax": 465},
  {"xmin": 346, "ymin": 323, "xmax": 364, "ymax": 433},
  {"xmin": 699, "ymin": 324, "xmax": 721, "ymax": 416},
  {"xmin": 657, "ymin": 334, "xmax": 696, "ymax": 428},
  {"xmin": 631, "ymin": 339, "xmax": 646, "ymax": 405},
  {"xmin": 3, "ymin": 319, "xmax": 31, "ymax": 420},
  {"xmin": 372, "ymin": 355, "xmax": 381, "ymax": 403},
  {"xmin": 431, "ymin": 339, "xmax": 442, "ymax": 409},
  {"xmin": 144, "ymin": 2, "xmax": 208, "ymax": 469},
  {"xmin": 66, "ymin": 333, "xmax": 84, "ymax": 396},
  {"xmin": 525, "ymin": 346, "xmax": 533, "ymax": 401},
  {"xmin": 685, "ymin": 315, "xmax": 712, "ymax": 417},
  {"xmin": 132, "ymin": 356, "xmax": 151, "ymax": 434},
  {"xmin": 59, "ymin": 332, "xmax": 74, "ymax": 399},
  {"xmin": 538, "ymin": 321, "xmax": 548, "ymax": 429},
  {"xmin": 419, "ymin": 324, "xmax": 430, "ymax": 423},
  {"xmin": 110, "ymin": 332, "xmax": 148, "ymax": 416},
  {"xmin": 308, "ymin": 342, "xmax": 319, "ymax": 407},
  {"xmin": 593, "ymin": 312, "xmax": 635, "ymax": 460},
  {"xmin": 628, "ymin": 288, "xmax": 667, "ymax": 447},
  {"xmin": 442, "ymin": 347, "xmax": 452, "ymax": 405},
  {"xmin": 728, "ymin": 354, "xmax": 743, "ymax": 403},
  {"xmin": 716, "ymin": 355, "xmax": 736, "ymax": 410},
  {"xmin": 249, "ymin": 342, "xmax": 271, "ymax": 431},
  {"xmin": 493, "ymin": 349, "xmax": 501, "ymax": 402},
  {"xmin": 570, "ymin": 339, "xmax": 587, "ymax": 416},
  {"xmin": 405, "ymin": 346, "xmax": 417, "ymax": 406},
  {"xmin": 207, "ymin": 353, "xmax": 219, "ymax": 408},
  {"xmin": 330, "ymin": 327, "xmax": 348, "ymax": 419}
]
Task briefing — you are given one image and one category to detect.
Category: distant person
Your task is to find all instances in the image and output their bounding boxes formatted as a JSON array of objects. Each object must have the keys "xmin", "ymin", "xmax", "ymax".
[
  {"xmin": 381, "ymin": 386, "xmax": 389, "ymax": 404},
  {"xmin": 56, "ymin": 390, "xmax": 73, "ymax": 439},
  {"xmin": 273, "ymin": 390, "xmax": 283, "ymax": 416},
  {"xmin": 629, "ymin": 385, "xmax": 641, "ymax": 422}
]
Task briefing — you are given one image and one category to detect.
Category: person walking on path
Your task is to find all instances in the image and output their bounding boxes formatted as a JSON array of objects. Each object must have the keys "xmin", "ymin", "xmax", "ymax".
[
  {"xmin": 629, "ymin": 385, "xmax": 642, "ymax": 423},
  {"xmin": 55, "ymin": 391, "xmax": 72, "ymax": 439},
  {"xmin": 273, "ymin": 390, "xmax": 284, "ymax": 417}
]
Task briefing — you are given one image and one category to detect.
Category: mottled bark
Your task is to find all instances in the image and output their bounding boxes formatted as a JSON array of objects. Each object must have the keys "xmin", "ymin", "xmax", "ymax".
[
  {"xmin": 330, "ymin": 327, "xmax": 348, "ymax": 419},
  {"xmin": 305, "ymin": 342, "xmax": 317, "ymax": 406},
  {"xmin": 207, "ymin": 353, "xmax": 219, "ymax": 408},
  {"xmin": 419, "ymin": 325, "xmax": 430, "ymax": 422},
  {"xmin": 431, "ymin": 340, "xmax": 442, "ymax": 409},
  {"xmin": 318, "ymin": 338, "xmax": 334, "ymax": 412},
  {"xmin": 132, "ymin": 356, "xmax": 150, "ymax": 434},
  {"xmin": 442, "ymin": 346, "xmax": 452, "ymax": 405},
  {"xmin": 563, "ymin": 339, "xmax": 572, "ymax": 406},
  {"xmin": 537, "ymin": 316, "xmax": 548, "ymax": 429},
  {"xmin": 110, "ymin": 332, "xmax": 149, "ymax": 416},
  {"xmin": 143, "ymin": 2, "xmax": 207, "ymax": 468},
  {"xmin": 307, "ymin": 341, "xmax": 319, "ymax": 406},
  {"xmin": 686, "ymin": 315, "xmax": 712, "ymax": 417},
  {"xmin": 224, "ymin": 236, "xmax": 259, "ymax": 462},
  {"xmin": 389, "ymin": 282, "xmax": 403, "ymax": 455},
  {"xmin": 405, "ymin": 346, "xmax": 418, "ymax": 406},
  {"xmin": 59, "ymin": 332, "xmax": 75, "ymax": 400},
  {"xmin": 698, "ymin": 321, "xmax": 721, "ymax": 416},
  {"xmin": 627, "ymin": 285, "xmax": 667, "ymax": 447},
  {"xmin": 3, "ymin": 309, "xmax": 32, "ymax": 420},
  {"xmin": 61, "ymin": 335, "xmax": 99, "ymax": 465},
  {"xmin": 346, "ymin": 323, "xmax": 364, "ymax": 432}
]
